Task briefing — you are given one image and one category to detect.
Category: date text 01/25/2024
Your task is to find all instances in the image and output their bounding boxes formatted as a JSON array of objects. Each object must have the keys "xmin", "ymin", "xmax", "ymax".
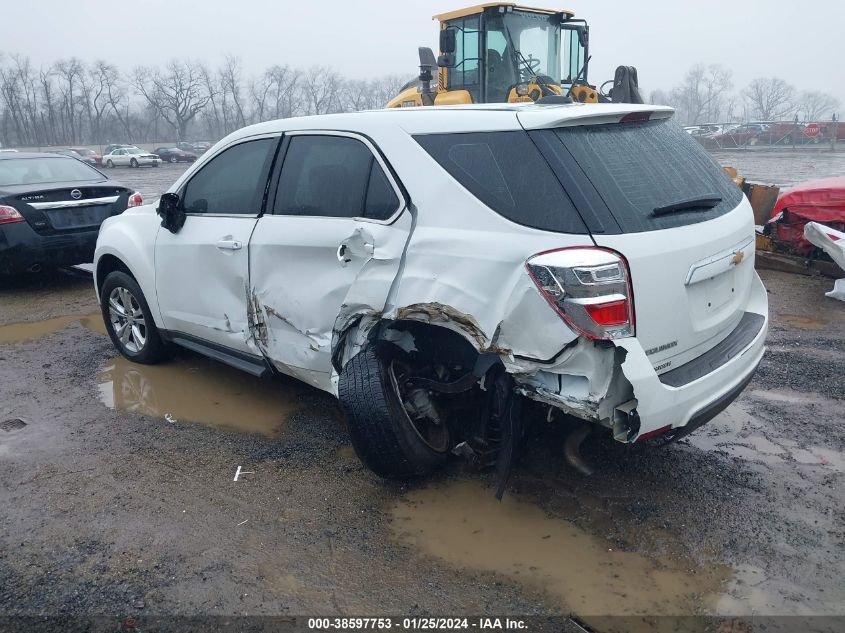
[{"xmin": 307, "ymin": 618, "xmax": 528, "ymax": 630}]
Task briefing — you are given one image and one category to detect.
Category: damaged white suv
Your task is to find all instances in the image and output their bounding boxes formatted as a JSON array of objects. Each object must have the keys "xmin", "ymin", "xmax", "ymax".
[{"xmin": 94, "ymin": 103, "xmax": 768, "ymax": 485}]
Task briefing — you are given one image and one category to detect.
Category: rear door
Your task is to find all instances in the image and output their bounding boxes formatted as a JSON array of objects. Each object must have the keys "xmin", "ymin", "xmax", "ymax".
[
  {"xmin": 154, "ymin": 135, "xmax": 278, "ymax": 355},
  {"xmin": 248, "ymin": 131, "xmax": 411, "ymax": 392},
  {"xmin": 526, "ymin": 114, "xmax": 755, "ymax": 373}
]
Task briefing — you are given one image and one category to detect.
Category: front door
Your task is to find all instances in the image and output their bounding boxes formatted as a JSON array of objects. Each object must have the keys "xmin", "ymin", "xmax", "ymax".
[
  {"xmin": 155, "ymin": 136, "xmax": 279, "ymax": 355},
  {"xmin": 248, "ymin": 132, "xmax": 410, "ymax": 392}
]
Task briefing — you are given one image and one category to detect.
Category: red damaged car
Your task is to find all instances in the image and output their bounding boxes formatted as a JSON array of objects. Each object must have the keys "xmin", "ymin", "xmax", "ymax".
[{"xmin": 766, "ymin": 176, "xmax": 845, "ymax": 253}]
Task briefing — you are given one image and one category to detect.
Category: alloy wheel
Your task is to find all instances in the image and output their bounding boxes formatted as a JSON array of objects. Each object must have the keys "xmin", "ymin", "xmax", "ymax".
[{"xmin": 108, "ymin": 287, "xmax": 147, "ymax": 354}]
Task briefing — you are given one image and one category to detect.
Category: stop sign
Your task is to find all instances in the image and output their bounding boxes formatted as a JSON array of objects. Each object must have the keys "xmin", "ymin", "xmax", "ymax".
[{"xmin": 805, "ymin": 123, "xmax": 821, "ymax": 138}]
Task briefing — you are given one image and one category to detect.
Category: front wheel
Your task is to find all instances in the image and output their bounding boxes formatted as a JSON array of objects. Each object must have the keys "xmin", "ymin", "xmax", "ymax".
[
  {"xmin": 100, "ymin": 271, "xmax": 168, "ymax": 364},
  {"xmin": 106, "ymin": 159, "xmax": 114, "ymax": 168},
  {"xmin": 338, "ymin": 344, "xmax": 451, "ymax": 478},
  {"xmin": 170, "ymin": 156, "xmax": 178, "ymax": 163},
  {"xmin": 129, "ymin": 158, "xmax": 138, "ymax": 168}
]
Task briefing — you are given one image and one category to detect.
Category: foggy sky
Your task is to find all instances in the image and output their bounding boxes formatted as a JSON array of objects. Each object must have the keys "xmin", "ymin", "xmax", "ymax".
[{"xmin": 4, "ymin": 0, "xmax": 844, "ymax": 109}]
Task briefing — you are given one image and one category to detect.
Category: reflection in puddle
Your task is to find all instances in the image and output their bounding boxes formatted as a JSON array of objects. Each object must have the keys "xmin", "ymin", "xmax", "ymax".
[
  {"xmin": 0, "ymin": 312, "xmax": 102, "ymax": 343},
  {"xmin": 97, "ymin": 356, "xmax": 302, "ymax": 437},
  {"xmin": 391, "ymin": 479, "xmax": 730, "ymax": 616}
]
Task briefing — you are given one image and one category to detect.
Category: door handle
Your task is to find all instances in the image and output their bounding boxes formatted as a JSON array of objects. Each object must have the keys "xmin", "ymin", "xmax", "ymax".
[
  {"xmin": 216, "ymin": 239, "xmax": 242, "ymax": 251},
  {"xmin": 336, "ymin": 243, "xmax": 351, "ymax": 265}
]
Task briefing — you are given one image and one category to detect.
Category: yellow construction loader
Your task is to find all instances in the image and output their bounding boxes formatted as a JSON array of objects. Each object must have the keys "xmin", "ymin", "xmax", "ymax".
[{"xmin": 386, "ymin": 2, "xmax": 642, "ymax": 108}]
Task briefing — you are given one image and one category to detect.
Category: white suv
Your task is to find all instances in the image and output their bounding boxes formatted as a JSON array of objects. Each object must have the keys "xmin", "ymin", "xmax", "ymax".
[{"xmin": 94, "ymin": 103, "xmax": 768, "ymax": 484}]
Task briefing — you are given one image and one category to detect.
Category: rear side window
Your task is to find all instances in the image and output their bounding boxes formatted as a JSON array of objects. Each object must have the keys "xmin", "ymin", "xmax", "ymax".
[
  {"xmin": 414, "ymin": 131, "xmax": 588, "ymax": 234},
  {"xmin": 274, "ymin": 135, "xmax": 400, "ymax": 220},
  {"xmin": 537, "ymin": 119, "xmax": 744, "ymax": 233}
]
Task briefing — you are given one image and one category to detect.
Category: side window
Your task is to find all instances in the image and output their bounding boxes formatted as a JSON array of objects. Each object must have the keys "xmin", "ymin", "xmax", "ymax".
[
  {"xmin": 364, "ymin": 163, "xmax": 400, "ymax": 220},
  {"xmin": 182, "ymin": 138, "xmax": 275, "ymax": 215},
  {"xmin": 414, "ymin": 130, "xmax": 589, "ymax": 234},
  {"xmin": 274, "ymin": 135, "xmax": 400, "ymax": 220}
]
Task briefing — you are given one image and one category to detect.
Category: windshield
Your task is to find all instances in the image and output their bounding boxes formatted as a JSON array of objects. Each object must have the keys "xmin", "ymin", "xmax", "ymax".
[
  {"xmin": 127, "ymin": 148, "xmax": 143, "ymax": 154},
  {"xmin": 486, "ymin": 11, "xmax": 560, "ymax": 95},
  {"xmin": 0, "ymin": 157, "xmax": 104, "ymax": 187},
  {"xmin": 73, "ymin": 148, "xmax": 94, "ymax": 156}
]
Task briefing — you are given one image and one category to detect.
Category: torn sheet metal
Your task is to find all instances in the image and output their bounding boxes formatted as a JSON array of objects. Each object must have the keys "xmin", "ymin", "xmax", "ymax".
[
  {"xmin": 247, "ymin": 212, "xmax": 412, "ymax": 393},
  {"xmin": 804, "ymin": 222, "xmax": 845, "ymax": 302}
]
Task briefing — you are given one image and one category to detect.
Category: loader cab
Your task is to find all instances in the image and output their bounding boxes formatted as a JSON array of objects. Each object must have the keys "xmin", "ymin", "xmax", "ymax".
[{"xmin": 436, "ymin": 4, "xmax": 588, "ymax": 104}]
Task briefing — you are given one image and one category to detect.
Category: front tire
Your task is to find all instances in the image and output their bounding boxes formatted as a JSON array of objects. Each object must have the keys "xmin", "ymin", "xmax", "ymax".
[
  {"xmin": 106, "ymin": 159, "xmax": 114, "ymax": 168},
  {"xmin": 338, "ymin": 344, "xmax": 450, "ymax": 478},
  {"xmin": 170, "ymin": 156, "xmax": 178, "ymax": 163},
  {"xmin": 100, "ymin": 271, "xmax": 168, "ymax": 364},
  {"xmin": 130, "ymin": 158, "xmax": 138, "ymax": 168}
]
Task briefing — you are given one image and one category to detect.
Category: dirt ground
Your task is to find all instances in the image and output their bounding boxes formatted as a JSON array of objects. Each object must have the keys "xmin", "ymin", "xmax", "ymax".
[
  {"xmin": 1, "ymin": 161, "xmax": 844, "ymax": 629},
  {"xmin": 1, "ymin": 262, "xmax": 843, "ymax": 629}
]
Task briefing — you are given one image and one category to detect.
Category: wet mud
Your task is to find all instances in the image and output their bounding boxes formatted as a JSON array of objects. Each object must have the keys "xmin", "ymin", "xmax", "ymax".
[
  {"xmin": 97, "ymin": 356, "xmax": 303, "ymax": 437},
  {"xmin": 0, "ymin": 312, "xmax": 102, "ymax": 344},
  {"xmin": 392, "ymin": 479, "xmax": 729, "ymax": 616},
  {"xmin": 1, "ymin": 267, "xmax": 843, "ymax": 620}
]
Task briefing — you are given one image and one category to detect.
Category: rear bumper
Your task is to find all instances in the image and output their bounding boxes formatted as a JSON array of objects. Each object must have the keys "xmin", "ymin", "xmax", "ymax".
[
  {"xmin": 617, "ymin": 271, "xmax": 768, "ymax": 439},
  {"xmin": 0, "ymin": 221, "xmax": 97, "ymax": 274}
]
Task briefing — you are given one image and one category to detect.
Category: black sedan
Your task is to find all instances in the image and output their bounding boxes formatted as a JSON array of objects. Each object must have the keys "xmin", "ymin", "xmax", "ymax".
[
  {"xmin": 0, "ymin": 153, "xmax": 141, "ymax": 274},
  {"xmin": 153, "ymin": 147, "xmax": 197, "ymax": 163}
]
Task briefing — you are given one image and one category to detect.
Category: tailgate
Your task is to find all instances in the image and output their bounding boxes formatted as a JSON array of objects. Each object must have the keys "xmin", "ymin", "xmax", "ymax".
[
  {"xmin": 523, "ymin": 109, "xmax": 757, "ymax": 372},
  {"xmin": 596, "ymin": 206, "xmax": 756, "ymax": 371}
]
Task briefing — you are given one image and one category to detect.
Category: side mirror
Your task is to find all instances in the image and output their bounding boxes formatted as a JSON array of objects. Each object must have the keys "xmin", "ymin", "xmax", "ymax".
[
  {"xmin": 439, "ymin": 28, "xmax": 456, "ymax": 54},
  {"xmin": 157, "ymin": 192, "xmax": 186, "ymax": 234}
]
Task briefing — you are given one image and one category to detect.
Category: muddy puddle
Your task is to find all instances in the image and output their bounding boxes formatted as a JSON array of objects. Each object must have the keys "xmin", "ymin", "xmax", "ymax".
[
  {"xmin": 391, "ymin": 479, "xmax": 730, "ymax": 617},
  {"xmin": 776, "ymin": 313, "xmax": 829, "ymax": 330},
  {"xmin": 97, "ymin": 356, "xmax": 302, "ymax": 437},
  {"xmin": 687, "ymin": 399, "xmax": 845, "ymax": 472},
  {"xmin": 0, "ymin": 312, "xmax": 103, "ymax": 343}
]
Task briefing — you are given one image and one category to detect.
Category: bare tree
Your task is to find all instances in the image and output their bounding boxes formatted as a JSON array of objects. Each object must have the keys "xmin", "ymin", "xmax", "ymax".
[
  {"xmin": 54, "ymin": 58, "xmax": 85, "ymax": 143},
  {"xmin": 100, "ymin": 63, "xmax": 133, "ymax": 141},
  {"xmin": 266, "ymin": 65, "xmax": 301, "ymax": 119},
  {"xmin": 744, "ymin": 77, "xmax": 795, "ymax": 120},
  {"xmin": 664, "ymin": 64, "xmax": 732, "ymax": 125},
  {"xmin": 219, "ymin": 56, "xmax": 246, "ymax": 132},
  {"xmin": 135, "ymin": 60, "xmax": 212, "ymax": 140},
  {"xmin": 301, "ymin": 66, "xmax": 340, "ymax": 115},
  {"xmin": 198, "ymin": 64, "xmax": 223, "ymax": 139},
  {"xmin": 798, "ymin": 91, "xmax": 839, "ymax": 121}
]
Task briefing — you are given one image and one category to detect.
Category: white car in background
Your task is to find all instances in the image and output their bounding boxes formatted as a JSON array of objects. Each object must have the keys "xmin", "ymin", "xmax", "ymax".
[
  {"xmin": 93, "ymin": 103, "xmax": 768, "ymax": 489},
  {"xmin": 103, "ymin": 147, "xmax": 160, "ymax": 168}
]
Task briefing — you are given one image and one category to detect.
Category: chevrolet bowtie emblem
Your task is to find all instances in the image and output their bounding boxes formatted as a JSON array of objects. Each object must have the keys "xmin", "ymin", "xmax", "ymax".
[{"xmin": 730, "ymin": 250, "xmax": 745, "ymax": 265}]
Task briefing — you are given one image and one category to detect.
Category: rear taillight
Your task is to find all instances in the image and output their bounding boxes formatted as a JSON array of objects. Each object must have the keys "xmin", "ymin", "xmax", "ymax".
[
  {"xmin": 526, "ymin": 247, "xmax": 635, "ymax": 340},
  {"xmin": 127, "ymin": 192, "xmax": 143, "ymax": 208},
  {"xmin": 0, "ymin": 205, "xmax": 24, "ymax": 225}
]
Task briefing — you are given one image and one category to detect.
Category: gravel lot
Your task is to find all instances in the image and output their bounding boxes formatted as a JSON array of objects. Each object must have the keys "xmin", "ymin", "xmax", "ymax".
[{"xmin": 1, "ymin": 161, "xmax": 843, "ymax": 630}]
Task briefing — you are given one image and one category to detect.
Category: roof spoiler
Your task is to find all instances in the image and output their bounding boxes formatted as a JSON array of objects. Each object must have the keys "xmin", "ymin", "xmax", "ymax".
[{"xmin": 517, "ymin": 105, "xmax": 674, "ymax": 130}]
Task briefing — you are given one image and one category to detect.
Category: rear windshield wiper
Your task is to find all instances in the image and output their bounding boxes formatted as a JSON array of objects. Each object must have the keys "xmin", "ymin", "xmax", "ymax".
[{"xmin": 652, "ymin": 194, "xmax": 722, "ymax": 217}]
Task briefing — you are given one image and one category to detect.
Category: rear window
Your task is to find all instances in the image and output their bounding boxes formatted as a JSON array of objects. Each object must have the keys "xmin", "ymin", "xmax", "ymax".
[
  {"xmin": 534, "ymin": 118, "xmax": 744, "ymax": 233},
  {"xmin": 0, "ymin": 157, "xmax": 104, "ymax": 187},
  {"xmin": 414, "ymin": 131, "xmax": 588, "ymax": 234}
]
